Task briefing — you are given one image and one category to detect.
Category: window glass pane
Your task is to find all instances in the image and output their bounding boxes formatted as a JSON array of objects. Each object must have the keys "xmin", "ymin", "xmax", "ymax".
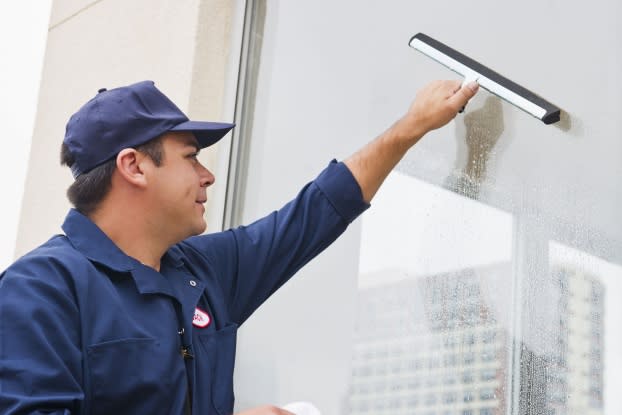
[{"xmin": 233, "ymin": 1, "xmax": 622, "ymax": 414}]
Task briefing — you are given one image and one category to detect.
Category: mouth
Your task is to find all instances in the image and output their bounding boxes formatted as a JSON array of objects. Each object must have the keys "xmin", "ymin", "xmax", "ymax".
[{"xmin": 195, "ymin": 201, "xmax": 206, "ymax": 214}]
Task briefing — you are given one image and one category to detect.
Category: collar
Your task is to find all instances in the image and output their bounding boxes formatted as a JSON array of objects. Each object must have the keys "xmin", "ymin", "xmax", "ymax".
[
  {"xmin": 61, "ymin": 209, "xmax": 179, "ymax": 296},
  {"xmin": 62, "ymin": 209, "xmax": 134, "ymax": 272},
  {"xmin": 164, "ymin": 245, "xmax": 185, "ymax": 268}
]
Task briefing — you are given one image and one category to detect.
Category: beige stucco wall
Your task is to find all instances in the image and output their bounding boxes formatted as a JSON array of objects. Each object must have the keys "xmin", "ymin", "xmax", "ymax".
[{"xmin": 15, "ymin": 0, "xmax": 239, "ymax": 258}]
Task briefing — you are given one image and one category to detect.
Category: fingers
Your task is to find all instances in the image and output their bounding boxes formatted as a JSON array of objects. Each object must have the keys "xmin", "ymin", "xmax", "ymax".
[
  {"xmin": 448, "ymin": 79, "xmax": 463, "ymax": 95},
  {"xmin": 450, "ymin": 81, "xmax": 479, "ymax": 109},
  {"xmin": 396, "ymin": 79, "xmax": 480, "ymax": 139}
]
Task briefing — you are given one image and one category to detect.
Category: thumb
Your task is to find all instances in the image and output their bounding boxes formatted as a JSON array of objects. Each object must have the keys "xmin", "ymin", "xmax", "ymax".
[{"xmin": 451, "ymin": 81, "xmax": 479, "ymax": 108}]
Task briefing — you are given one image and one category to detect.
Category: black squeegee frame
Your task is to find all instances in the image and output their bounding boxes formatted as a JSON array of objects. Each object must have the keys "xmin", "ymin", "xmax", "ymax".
[{"xmin": 409, "ymin": 33, "xmax": 560, "ymax": 125}]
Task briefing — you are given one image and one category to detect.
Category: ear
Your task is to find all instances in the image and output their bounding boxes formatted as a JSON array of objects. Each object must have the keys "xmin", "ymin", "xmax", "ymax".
[{"xmin": 115, "ymin": 148, "xmax": 149, "ymax": 187}]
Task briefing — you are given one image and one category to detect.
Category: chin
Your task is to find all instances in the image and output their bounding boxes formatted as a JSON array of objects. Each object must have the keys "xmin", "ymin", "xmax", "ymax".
[
  {"xmin": 193, "ymin": 220, "xmax": 207, "ymax": 235},
  {"xmin": 175, "ymin": 223, "xmax": 206, "ymax": 243}
]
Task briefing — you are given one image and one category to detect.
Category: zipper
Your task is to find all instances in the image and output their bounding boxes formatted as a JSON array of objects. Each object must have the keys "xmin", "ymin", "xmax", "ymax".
[{"xmin": 179, "ymin": 328, "xmax": 193, "ymax": 414}]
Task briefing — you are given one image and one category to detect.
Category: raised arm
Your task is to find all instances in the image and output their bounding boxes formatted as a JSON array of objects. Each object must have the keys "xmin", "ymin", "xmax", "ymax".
[{"xmin": 344, "ymin": 80, "xmax": 479, "ymax": 202}]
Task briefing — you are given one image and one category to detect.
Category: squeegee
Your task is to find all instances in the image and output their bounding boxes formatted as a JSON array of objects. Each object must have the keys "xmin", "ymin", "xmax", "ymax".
[{"xmin": 409, "ymin": 33, "xmax": 560, "ymax": 125}]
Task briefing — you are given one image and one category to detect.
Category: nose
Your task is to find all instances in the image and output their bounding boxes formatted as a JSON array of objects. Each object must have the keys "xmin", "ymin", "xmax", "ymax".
[{"xmin": 199, "ymin": 163, "xmax": 215, "ymax": 187}]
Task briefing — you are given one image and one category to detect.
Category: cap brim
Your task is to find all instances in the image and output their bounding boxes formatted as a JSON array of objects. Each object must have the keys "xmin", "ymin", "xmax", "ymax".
[{"xmin": 171, "ymin": 120, "xmax": 235, "ymax": 148}]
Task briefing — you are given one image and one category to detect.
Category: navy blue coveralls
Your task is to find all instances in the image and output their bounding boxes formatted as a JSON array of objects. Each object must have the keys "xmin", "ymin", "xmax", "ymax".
[{"xmin": 0, "ymin": 161, "xmax": 369, "ymax": 415}]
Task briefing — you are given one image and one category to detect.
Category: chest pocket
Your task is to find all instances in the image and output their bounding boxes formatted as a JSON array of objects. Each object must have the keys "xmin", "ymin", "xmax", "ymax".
[
  {"xmin": 87, "ymin": 337, "xmax": 182, "ymax": 415},
  {"xmin": 195, "ymin": 323, "xmax": 238, "ymax": 415}
]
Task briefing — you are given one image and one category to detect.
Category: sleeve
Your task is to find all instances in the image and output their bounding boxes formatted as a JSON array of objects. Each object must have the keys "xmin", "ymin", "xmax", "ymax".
[
  {"xmin": 0, "ymin": 256, "xmax": 83, "ymax": 414},
  {"xmin": 181, "ymin": 160, "xmax": 370, "ymax": 324}
]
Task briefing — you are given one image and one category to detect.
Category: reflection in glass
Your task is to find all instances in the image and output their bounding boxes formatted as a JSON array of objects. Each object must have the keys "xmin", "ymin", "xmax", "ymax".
[
  {"xmin": 350, "ymin": 173, "xmax": 513, "ymax": 415},
  {"xmin": 540, "ymin": 242, "xmax": 620, "ymax": 415},
  {"xmin": 348, "ymin": 159, "xmax": 621, "ymax": 415}
]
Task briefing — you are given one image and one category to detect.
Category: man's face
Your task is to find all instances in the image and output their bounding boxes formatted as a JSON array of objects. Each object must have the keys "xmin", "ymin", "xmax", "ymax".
[{"xmin": 145, "ymin": 132, "xmax": 214, "ymax": 242}]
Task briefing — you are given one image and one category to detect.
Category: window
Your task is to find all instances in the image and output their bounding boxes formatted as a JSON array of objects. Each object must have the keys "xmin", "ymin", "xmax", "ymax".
[
  {"xmin": 443, "ymin": 374, "xmax": 457, "ymax": 385},
  {"xmin": 425, "ymin": 393, "xmax": 437, "ymax": 406},
  {"xmin": 445, "ymin": 353, "xmax": 458, "ymax": 367},
  {"xmin": 480, "ymin": 388, "xmax": 496, "ymax": 400},
  {"xmin": 480, "ymin": 349, "xmax": 496, "ymax": 362},
  {"xmin": 443, "ymin": 392, "xmax": 457, "ymax": 404},
  {"xmin": 463, "ymin": 390, "xmax": 475, "ymax": 403},
  {"xmin": 463, "ymin": 352, "xmax": 475, "ymax": 364},
  {"xmin": 480, "ymin": 368, "xmax": 497, "ymax": 381},
  {"xmin": 482, "ymin": 330, "xmax": 496, "ymax": 344},
  {"xmin": 462, "ymin": 371, "xmax": 475, "ymax": 384},
  {"xmin": 233, "ymin": 3, "xmax": 622, "ymax": 415}
]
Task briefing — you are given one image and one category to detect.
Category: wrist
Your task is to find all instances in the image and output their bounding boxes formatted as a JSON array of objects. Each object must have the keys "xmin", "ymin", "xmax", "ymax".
[{"xmin": 390, "ymin": 115, "xmax": 426, "ymax": 148}]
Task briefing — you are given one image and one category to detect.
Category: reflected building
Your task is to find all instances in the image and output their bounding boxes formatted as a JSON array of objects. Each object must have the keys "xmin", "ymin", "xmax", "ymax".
[
  {"xmin": 348, "ymin": 265, "xmax": 511, "ymax": 415},
  {"xmin": 546, "ymin": 265, "xmax": 604, "ymax": 415},
  {"xmin": 348, "ymin": 263, "xmax": 604, "ymax": 415}
]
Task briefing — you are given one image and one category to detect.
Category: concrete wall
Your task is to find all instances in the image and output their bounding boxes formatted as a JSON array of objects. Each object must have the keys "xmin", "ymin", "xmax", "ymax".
[
  {"xmin": 0, "ymin": 2, "xmax": 51, "ymax": 271},
  {"xmin": 15, "ymin": 0, "xmax": 240, "ymax": 257}
]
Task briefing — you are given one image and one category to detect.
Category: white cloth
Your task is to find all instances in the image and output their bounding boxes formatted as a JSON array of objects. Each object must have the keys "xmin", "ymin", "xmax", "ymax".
[{"xmin": 282, "ymin": 401, "xmax": 321, "ymax": 415}]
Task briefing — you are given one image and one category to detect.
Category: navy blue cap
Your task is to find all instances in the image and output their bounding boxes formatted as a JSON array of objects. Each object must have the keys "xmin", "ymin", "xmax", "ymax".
[{"xmin": 63, "ymin": 80, "xmax": 235, "ymax": 178}]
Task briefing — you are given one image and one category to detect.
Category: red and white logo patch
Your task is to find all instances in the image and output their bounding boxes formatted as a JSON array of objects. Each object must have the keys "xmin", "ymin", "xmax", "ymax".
[{"xmin": 192, "ymin": 307, "xmax": 211, "ymax": 328}]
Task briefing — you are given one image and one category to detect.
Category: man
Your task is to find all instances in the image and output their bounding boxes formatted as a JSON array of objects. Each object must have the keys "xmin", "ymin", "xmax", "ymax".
[{"xmin": 0, "ymin": 79, "xmax": 478, "ymax": 414}]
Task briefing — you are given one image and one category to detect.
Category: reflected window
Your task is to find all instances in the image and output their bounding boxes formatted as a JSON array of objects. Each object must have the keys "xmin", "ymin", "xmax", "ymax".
[
  {"xmin": 407, "ymin": 396, "xmax": 419, "ymax": 408},
  {"xmin": 482, "ymin": 330, "xmax": 496, "ymax": 343},
  {"xmin": 408, "ymin": 378, "xmax": 420, "ymax": 390},
  {"xmin": 426, "ymin": 376, "xmax": 439, "ymax": 387},
  {"xmin": 443, "ymin": 374, "xmax": 457, "ymax": 385},
  {"xmin": 443, "ymin": 391, "xmax": 457, "ymax": 404},
  {"xmin": 424, "ymin": 393, "xmax": 437, "ymax": 406},
  {"xmin": 481, "ymin": 349, "xmax": 496, "ymax": 362},
  {"xmin": 463, "ymin": 352, "xmax": 475, "ymax": 364},
  {"xmin": 445, "ymin": 353, "xmax": 458, "ymax": 367},
  {"xmin": 463, "ymin": 370, "xmax": 475, "ymax": 384},
  {"xmin": 480, "ymin": 388, "xmax": 496, "ymax": 400},
  {"xmin": 481, "ymin": 368, "xmax": 497, "ymax": 381}
]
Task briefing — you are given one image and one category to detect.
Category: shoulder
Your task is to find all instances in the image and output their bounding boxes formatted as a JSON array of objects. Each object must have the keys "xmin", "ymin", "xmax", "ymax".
[
  {"xmin": 172, "ymin": 230, "xmax": 238, "ymax": 265},
  {"xmin": 10, "ymin": 234, "xmax": 87, "ymax": 268},
  {"xmin": 1, "ymin": 234, "xmax": 90, "ymax": 292}
]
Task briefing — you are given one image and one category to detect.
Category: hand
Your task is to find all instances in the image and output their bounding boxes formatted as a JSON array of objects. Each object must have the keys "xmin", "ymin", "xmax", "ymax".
[
  {"xmin": 343, "ymin": 79, "xmax": 479, "ymax": 203},
  {"xmin": 235, "ymin": 405, "xmax": 296, "ymax": 415},
  {"xmin": 394, "ymin": 79, "xmax": 479, "ymax": 142}
]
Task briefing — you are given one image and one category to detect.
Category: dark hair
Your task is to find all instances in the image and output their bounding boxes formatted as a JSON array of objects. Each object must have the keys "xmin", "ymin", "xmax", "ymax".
[{"xmin": 60, "ymin": 137, "xmax": 164, "ymax": 216}]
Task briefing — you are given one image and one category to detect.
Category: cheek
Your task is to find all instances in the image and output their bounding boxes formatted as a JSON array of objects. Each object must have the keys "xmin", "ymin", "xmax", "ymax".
[
  {"xmin": 153, "ymin": 168, "xmax": 195, "ymax": 201},
  {"xmin": 174, "ymin": 166, "xmax": 201, "ymax": 196}
]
